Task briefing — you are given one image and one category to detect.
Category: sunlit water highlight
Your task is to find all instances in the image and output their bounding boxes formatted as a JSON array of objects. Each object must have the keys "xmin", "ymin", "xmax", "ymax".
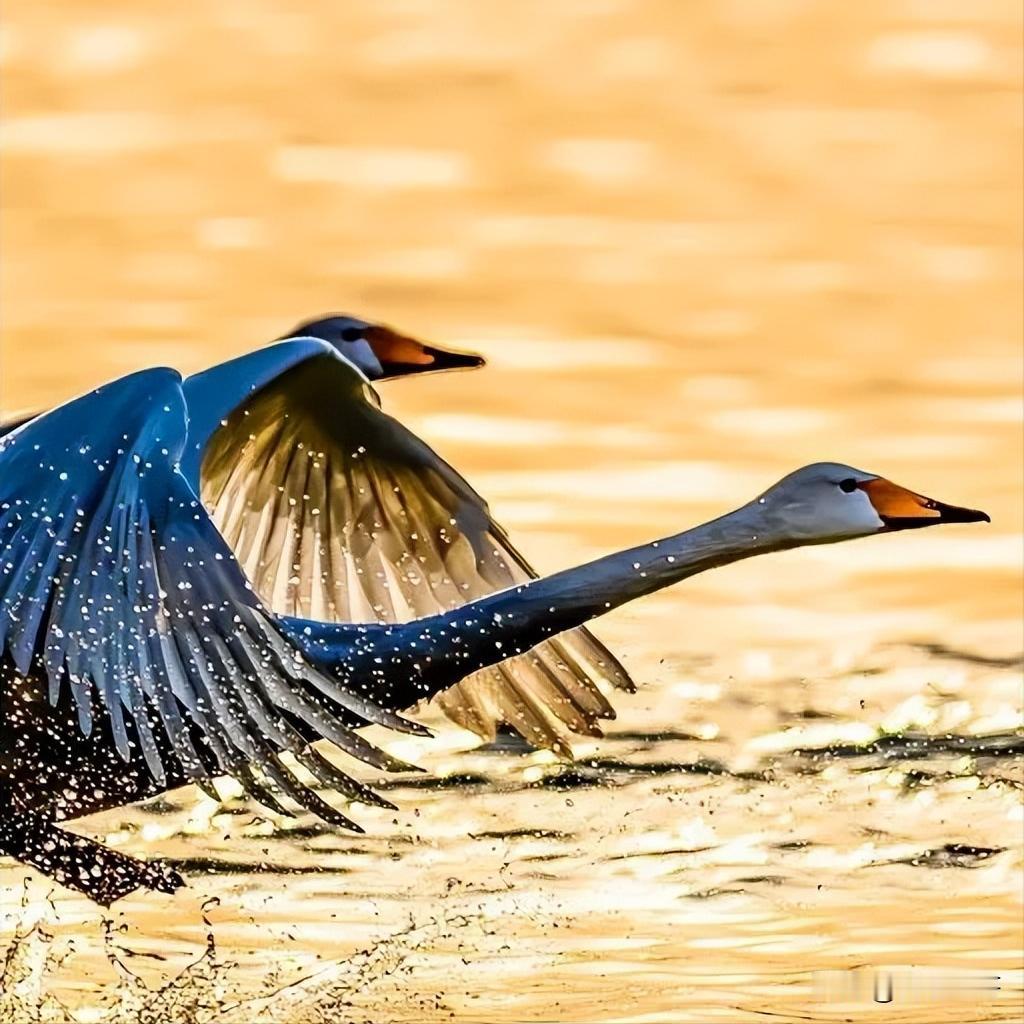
[{"xmin": 1, "ymin": 0, "xmax": 1022, "ymax": 1021}]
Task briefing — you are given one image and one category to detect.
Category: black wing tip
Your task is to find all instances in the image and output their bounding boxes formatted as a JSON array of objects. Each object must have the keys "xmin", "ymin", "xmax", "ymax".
[
  {"xmin": 151, "ymin": 864, "xmax": 187, "ymax": 895},
  {"xmin": 396, "ymin": 716, "xmax": 433, "ymax": 738}
]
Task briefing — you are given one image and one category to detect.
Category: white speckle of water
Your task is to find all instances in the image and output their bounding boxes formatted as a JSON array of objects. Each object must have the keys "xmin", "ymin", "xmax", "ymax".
[
  {"xmin": 62, "ymin": 25, "xmax": 149, "ymax": 72},
  {"xmin": 866, "ymin": 32, "xmax": 994, "ymax": 78},
  {"xmin": 273, "ymin": 145, "xmax": 471, "ymax": 190}
]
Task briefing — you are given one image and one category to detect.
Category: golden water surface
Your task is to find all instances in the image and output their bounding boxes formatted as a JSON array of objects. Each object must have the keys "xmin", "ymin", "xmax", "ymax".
[{"xmin": 1, "ymin": 2, "xmax": 1022, "ymax": 1022}]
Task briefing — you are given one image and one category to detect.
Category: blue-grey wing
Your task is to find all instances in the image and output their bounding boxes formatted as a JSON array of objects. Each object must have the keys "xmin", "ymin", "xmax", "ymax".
[
  {"xmin": 179, "ymin": 338, "xmax": 336, "ymax": 491},
  {"xmin": 0, "ymin": 367, "xmax": 417, "ymax": 822}
]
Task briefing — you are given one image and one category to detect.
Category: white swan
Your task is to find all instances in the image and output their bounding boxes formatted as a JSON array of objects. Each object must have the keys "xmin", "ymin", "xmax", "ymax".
[{"xmin": 0, "ymin": 364, "xmax": 987, "ymax": 903}]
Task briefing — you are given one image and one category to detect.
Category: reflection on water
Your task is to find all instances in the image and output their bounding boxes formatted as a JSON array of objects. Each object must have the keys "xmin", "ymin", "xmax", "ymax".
[{"xmin": 1, "ymin": 0, "xmax": 1022, "ymax": 1021}]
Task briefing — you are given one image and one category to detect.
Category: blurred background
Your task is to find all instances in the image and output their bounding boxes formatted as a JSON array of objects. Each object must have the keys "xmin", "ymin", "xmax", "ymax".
[{"xmin": 1, "ymin": 2, "xmax": 1021, "ymax": 1023}]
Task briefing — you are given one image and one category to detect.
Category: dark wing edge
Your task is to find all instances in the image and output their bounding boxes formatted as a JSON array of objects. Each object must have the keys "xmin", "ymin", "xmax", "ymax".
[{"xmin": 0, "ymin": 411, "xmax": 36, "ymax": 439}]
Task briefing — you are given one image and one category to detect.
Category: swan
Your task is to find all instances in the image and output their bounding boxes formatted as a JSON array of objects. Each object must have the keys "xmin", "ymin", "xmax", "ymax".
[
  {"xmin": 275, "ymin": 312, "xmax": 486, "ymax": 379},
  {"xmin": 0, "ymin": 366, "xmax": 988, "ymax": 904},
  {"xmin": 2, "ymin": 319, "xmax": 636, "ymax": 757},
  {"xmin": 0, "ymin": 312, "xmax": 484, "ymax": 439}
]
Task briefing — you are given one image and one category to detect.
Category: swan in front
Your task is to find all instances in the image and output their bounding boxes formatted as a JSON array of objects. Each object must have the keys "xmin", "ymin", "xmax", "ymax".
[{"xmin": 0, "ymin": 365, "xmax": 988, "ymax": 904}]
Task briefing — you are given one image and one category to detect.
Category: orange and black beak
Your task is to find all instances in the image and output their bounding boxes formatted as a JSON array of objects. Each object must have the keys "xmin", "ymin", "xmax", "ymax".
[
  {"xmin": 365, "ymin": 325, "xmax": 485, "ymax": 379},
  {"xmin": 860, "ymin": 478, "xmax": 990, "ymax": 531}
]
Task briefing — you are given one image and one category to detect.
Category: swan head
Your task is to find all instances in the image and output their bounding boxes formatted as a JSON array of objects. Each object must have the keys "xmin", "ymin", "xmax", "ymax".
[
  {"xmin": 281, "ymin": 314, "xmax": 485, "ymax": 380},
  {"xmin": 757, "ymin": 462, "xmax": 989, "ymax": 544}
]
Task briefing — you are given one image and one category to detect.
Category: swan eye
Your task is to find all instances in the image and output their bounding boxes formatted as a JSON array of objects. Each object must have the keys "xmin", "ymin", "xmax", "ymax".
[
  {"xmin": 340, "ymin": 326, "xmax": 364, "ymax": 342},
  {"xmin": 839, "ymin": 478, "xmax": 858, "ymax": 493}
]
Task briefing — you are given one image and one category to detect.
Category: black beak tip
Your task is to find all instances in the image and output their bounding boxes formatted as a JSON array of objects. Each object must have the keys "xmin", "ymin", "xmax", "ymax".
[
  {"xmin": 881, "ymin": 504, "xmax": 990, "ymax": 531},
  {"xmin": 375, "ymin": 346, "xmax": 485, "ymax": 379},
  {"xmin": 426, "ymin": 346, "xmax": 486, "ymax": 372},
  {"xmin": 940, "ymin": 504, "xmax": 991, "ymax": 524}
]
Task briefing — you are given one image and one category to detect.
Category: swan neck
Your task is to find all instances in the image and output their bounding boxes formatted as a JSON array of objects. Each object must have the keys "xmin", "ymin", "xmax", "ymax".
[
  {"xmin": 452, "ymin": 502, "xmax": 785, "ymax": 652},
  {"xmin": 285, "ymin": 503, "xmax": 789, "ymax": 710}
]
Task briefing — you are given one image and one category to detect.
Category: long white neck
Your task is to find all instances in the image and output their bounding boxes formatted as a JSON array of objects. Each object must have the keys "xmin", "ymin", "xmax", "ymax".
[{"xmin": 286, "ymin": 502, "xmax": 796, "ymax": 708}]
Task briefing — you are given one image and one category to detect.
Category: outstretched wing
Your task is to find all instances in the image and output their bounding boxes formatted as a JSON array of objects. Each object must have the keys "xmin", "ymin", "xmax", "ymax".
[
  {"xmin": 197, "ymin": 346, "xmax": 634, "ymax": 756},
  {"xmin": 0, "ymin": 368, "xmax": 422, "ymax": 826}
]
